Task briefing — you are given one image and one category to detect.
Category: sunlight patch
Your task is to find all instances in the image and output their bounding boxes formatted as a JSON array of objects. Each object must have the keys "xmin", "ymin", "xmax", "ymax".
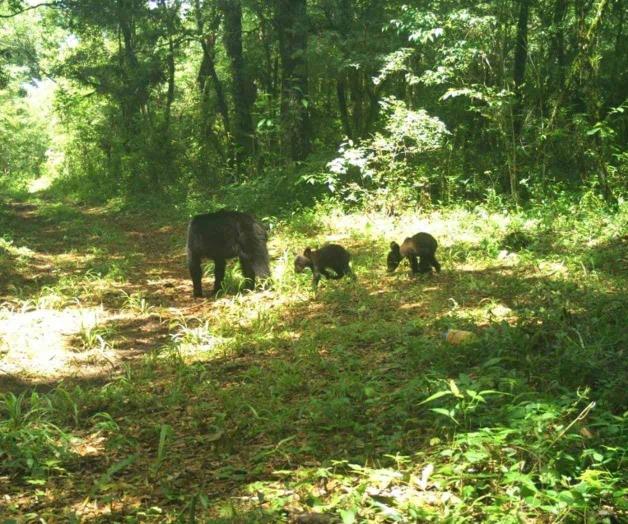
[
  {"xmin": 539, "ymin": 260, "xmax": 569, "ymax": 276},
  {"xmin": 28, "ymin": 175, "xmax": 53, "ymax": 193},
  {"xmin": 70, "ymin": 433, "xmax": 107, "ymax": 457},
  {"xmin": 0, "ymin": 238, "xmax": 36, "ymax": 258},
  {"xmin": 238, "ymin": 463, "xmax": 463, "ymax": 520},
  {"xmin": 0, "ymin": 306, "xmax": 115, "ymax": 379}
]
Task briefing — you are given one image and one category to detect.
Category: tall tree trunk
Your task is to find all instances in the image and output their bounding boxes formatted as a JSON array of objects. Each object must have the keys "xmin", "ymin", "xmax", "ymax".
[
  {"xmin": 363, "ymin": 75, "xmax": 381, "ymax": 135},
  {"xmin": 510, "ymin": 0, "xmax": 530, "ymax": 202},
  {"xmin": 333, "ymin": 0, "xmax": 379, "ymax": 139},
  {"xmin": 164, "ymin": 35, "xmax": 175, "ymax": 130},
  {"xmin": 200, "ymin": 37, "xmax": 231, "ymax": 135},
  {"xmin": 513, "ymin": 0, "xmax": 530, "ymax": 141},
  {"xmin": 118, "ymin": 1, "xmax": 147, "ymax": 112},
  {"xmin": 158, "ymin": 0, "xmax": 177, "ymax": 132},
  {"xmin": 612, "ymin": 0, "xmax": 626, "ymax": 82},
  {"xmin": 336, "ymin": 77, "xmax": 353, "ymax": 139},
  {"xmin": 348, "ymin": 67, "xmax": 363, "ymax": 137},
  {"xmin": 194, "ymin": 0, "xmax": 230, "ymax": 136},
  {"xmin": 275, "ymin": 0, "xmax": 310, "ymax": 161},
  {"xmin": 250, "ymin": 2, "xmax": 275, "ymax": 95},
  {"xmin": 219, "ymin": 0, "xmax": 255, "ymax": 163},
  {"xmin": 335, "ymin": 0, "xmax": 353, "ymax": 140},
  {"xmin": 552, "ymin": 0, "xmax": 568, "ymax": 89},
  {"xmin": 548, "ymin": 0, "xmax": 609, "ymax": 127},
  {"xmin": 117, "ymin": 0, "xmax": 154, "ymax": 189}
]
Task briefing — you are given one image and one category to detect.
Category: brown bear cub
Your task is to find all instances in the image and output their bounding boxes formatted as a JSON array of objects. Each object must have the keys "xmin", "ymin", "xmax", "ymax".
[
  {"xmin": 294, "ymin": 244, "xmax": 355, "ymax": 288},
  {"xmin": 387, "ymin": 232, "xmax": 441, "ymax": 274}
]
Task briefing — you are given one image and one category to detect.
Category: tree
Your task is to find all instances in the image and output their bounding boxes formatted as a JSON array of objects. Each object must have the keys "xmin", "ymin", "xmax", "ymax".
[
  {"xmin": 275, "ymin": 0, "xmax": 310, "ymax": 161},
  {"xmin": 219, "ymin": 0, "xmax": 255, "ymax": 163},
  {"xmin": 510, "ymin": 0, "xmax": 531, "ymax": 201}
]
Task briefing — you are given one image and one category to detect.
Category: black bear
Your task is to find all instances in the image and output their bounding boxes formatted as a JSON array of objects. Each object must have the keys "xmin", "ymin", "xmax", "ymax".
[
  {"xmin": 387, "ymin": 232, "xmax": 441, "ymax": 274},
  {"xmin": 187, "ymin": 211, "xmax": 270, "ymax": 297},
  {"xmin": 294, "ymin": 244, "xmax": 355, "ymax": 289}
]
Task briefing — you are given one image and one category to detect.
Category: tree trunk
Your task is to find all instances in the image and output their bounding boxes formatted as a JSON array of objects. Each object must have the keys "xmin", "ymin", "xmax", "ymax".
[
  {"xmin": 200, "ymin": 36, "xmax": 230, "ymax": 136},
  {"xmin": 548, "ymin": 0, "xmax": 609, "ymax": 128},
  {"xmin": 348, "ymin": 67, "xmax": 363, "ymax": 137},
  {"xmin": 336, "ymin": 77, "xmax": 353, "ymax": 139},
  {"xmin": 336, "ymin": 0, "xmax": 353, "ymax": 140},
  {"xmin": 552, "ymin": 0, "xmax": 568, "ymax": 89},
  {"xmin": 157, "ymin": 0, "xmax": 177, "ymax": 132},
  {"xmin": 163, "ymin": 35, "xmax": 175, "ymax": 130},
  {"xmin": 363, "ymin": 75, "xmax": 381, "ymax": 135},
  {"xmin": 513, "ymin": 0, "xmax": 530, "ymax": 141},
  {"xmin": 219, "ymin": 0, "xmax": 255, "ymax": 163},
  {"xmin": 194, "ymin": 0, "xmax": 230, "ymax": 136},
  {"xmin": 250, "ymin": 2, "xmax": 275, "ymax": 95},
  {"xmin": 510, "ymin": 0, "xmax": 530, "ymax": 202},
  {"xmin": 275, "ymin": 0, "xmax": 310, "ymax": 161}
]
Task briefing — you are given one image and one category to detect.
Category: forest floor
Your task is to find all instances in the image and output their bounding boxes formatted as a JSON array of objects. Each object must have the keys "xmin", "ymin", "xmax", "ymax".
[{"xmin": 0, "ymin": 193, "xmax": 626, "ymax": 522}]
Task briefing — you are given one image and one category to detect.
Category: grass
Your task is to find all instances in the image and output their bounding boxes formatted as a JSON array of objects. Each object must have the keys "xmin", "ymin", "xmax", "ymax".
[{"xmin": 0, "ymin": 193, "xmax": 626, "ymax": 522}]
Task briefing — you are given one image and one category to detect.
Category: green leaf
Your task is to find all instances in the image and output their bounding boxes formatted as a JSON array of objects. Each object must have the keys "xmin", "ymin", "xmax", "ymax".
[
  {"xmin": 92, "ymin": 454, "xmax": 138, "ymax": 494},
  {"xmin": 448, "ymin": 379, "xmax": 462, "ymax": 398},
  {"xmin": 340, "ymin": 509, "xmax": 357, "ymax": 524},
  {"xmin": 463, "ymin": 449, "xmax": 489, "ymax": 463},
  {"xmin": 418, "ymin": 390, "xmax": 452, "ymax": 405},
  {"xmin": 505, "ymin": 471, "xmax": 539, "ymax": 493},
  {"xmin": 430, "ymin": 408, "xmax": 458, "ymax": 424}
]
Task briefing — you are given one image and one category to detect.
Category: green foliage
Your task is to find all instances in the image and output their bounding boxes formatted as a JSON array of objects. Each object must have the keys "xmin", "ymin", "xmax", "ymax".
[
  {"xmin": 317, "ymin": 96, "xmax": 449, "ymax": 208},
  {"xmin": 0, "ymin": 89, "xmax": 48, "ymax": 180},
  {"xmin": 0, "ymin": 1, "xmax": 626, "ymax": 517},
  {"xmin": 0, "ymin": 392, "xmax": 75, "ymax": 478},
  {"xmin": 1, "ymin": 195, "xmax": 626, "ymax": 520},
  {"xmin": 0, "ymin": 7, "xmax": 55, "ymax": 186},
  {"xmin": 2, "ymin": 0, "xmax": 625, "ymax": 206}
]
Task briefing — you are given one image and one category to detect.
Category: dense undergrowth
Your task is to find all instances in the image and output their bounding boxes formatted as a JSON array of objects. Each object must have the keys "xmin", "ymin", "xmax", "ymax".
[{"xmin": 0, "ymin": 190, "xmax": 626, "ymax": 522}]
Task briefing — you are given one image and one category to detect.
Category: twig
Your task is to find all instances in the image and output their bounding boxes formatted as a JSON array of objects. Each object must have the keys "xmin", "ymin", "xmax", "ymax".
[{"xmin": 549, "ymin": 401, "xmax": 596, "ymax": 447}]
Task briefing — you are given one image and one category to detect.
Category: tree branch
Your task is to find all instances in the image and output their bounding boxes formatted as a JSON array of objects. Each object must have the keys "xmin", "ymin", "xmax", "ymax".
[{"xmin": 0, "ymin": 1, "xmax": 60, "ymax": 19}]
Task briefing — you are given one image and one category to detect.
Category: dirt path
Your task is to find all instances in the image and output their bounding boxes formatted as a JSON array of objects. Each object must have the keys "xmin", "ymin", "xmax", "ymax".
[{"xmin": 0, "ymin": 198, "xmax": 197, "ymax": 390}]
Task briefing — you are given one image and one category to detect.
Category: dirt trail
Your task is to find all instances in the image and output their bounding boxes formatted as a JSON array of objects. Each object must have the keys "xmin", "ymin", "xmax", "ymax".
[{"xmin": 0, "ymin": 198, "xmax": 196, "ymax": 390}]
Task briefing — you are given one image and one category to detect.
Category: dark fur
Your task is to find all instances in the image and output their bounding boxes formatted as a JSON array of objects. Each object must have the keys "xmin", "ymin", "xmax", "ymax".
[
  {"xmin": 387, "ymin": 232, "xmax": 441, "ymax": 274},
  {"xmin": 294, "ymin": 244, "xmax": 355, "ymax": 288},
  {"xmin": 187, "ymin": 211, "xmax": 270, "ymax": 297}
]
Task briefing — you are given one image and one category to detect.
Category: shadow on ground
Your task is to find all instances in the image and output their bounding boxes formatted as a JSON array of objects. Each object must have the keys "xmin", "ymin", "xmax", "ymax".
[
  {"xmin": 2, "ymin": 197, "xmax": 626, "ymax": 521},
  {"xmin": 0, "ymin": 197, "xmax": 188, "ymax": 302},
  {"xmin": 15, "ymin": 258, "xmax": 622, "ymax": 519}
]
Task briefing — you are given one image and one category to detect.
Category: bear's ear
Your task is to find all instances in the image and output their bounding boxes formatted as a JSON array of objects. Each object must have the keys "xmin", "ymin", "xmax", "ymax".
[
  {"xmin": 304, "ymin": 247, "xmax": 312, "ymax": 257},
  {"xmin": 390, "ymin": 241, "xmax": 399, "ymax": 249}
]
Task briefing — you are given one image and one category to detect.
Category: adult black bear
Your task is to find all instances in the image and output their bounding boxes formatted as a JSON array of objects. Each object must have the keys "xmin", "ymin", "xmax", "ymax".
[
  {"xmin": 187, "ymin": 211, "xmax": 270, "ymax": 297},
  {"xmin": 387, "ymin": 232, "xmax": 441, "ymax": 274},
  {"xmin": 294, "ymin": 244, "xmax": 355, "ymax": 289}
]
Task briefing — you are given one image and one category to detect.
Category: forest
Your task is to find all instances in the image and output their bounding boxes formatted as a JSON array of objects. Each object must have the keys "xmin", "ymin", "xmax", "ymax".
[{"xmin": 0, "ymin": 0, "xmax": 627, "ymax": 521}]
